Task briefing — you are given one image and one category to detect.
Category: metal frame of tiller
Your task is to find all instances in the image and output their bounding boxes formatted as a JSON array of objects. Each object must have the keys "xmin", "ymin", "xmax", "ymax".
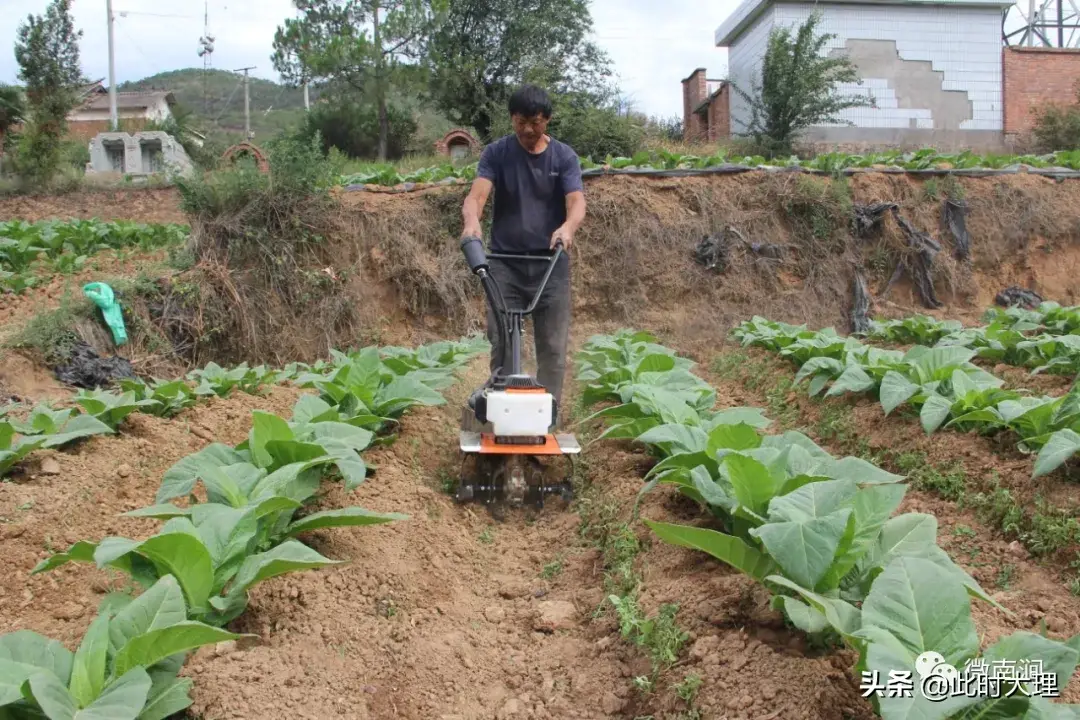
[{"xmin": 456, "ymin": 236, "xmax": 580, "ymax": 510}]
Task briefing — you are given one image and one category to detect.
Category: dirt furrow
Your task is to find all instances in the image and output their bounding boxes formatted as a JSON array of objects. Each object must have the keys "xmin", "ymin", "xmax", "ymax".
[{"xmin": 181, "ymin": 355, "xmax": 635, "ymax": 719}]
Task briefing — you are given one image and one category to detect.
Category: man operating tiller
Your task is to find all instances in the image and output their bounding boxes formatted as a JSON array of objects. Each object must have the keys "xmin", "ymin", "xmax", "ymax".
[{"xmin": 460, "ymin": 84, "xmax": 587, "ymax": 431}]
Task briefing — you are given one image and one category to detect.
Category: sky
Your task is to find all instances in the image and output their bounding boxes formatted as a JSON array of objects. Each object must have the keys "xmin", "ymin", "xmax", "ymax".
[{"xmin": 0, "ymin": 0, "xmax": 738, "ymax": 119}]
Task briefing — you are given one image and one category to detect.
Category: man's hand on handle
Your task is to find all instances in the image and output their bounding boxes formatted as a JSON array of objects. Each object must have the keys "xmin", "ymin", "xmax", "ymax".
[
  {"xmin": 462, "ymin": 222, "xmax": 483, "ymax": 241},
  {"xmin": 550, "ymin": 225, "xmax": 573, "ymax": 251}
]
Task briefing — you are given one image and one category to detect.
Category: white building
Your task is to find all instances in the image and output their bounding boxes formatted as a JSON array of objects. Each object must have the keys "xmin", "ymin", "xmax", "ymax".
[
  {"xmin": 69, "ymin": 90, "xmax": 176, "ymax": 126},
  {"xmin": 715, "ymin": 0, "xmax": 1016, "ymax": 148}
]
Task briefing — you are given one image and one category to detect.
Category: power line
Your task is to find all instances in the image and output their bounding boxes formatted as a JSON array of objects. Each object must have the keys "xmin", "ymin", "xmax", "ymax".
[{"xmin": 117, "ymin": 10, "xmax": 198, "ymax": 19}]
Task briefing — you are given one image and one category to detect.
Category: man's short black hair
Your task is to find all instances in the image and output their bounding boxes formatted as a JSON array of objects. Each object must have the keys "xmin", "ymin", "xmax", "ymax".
[{"xmin": 508, "ymin": 85, "xmax": 552, "ymax": 119}]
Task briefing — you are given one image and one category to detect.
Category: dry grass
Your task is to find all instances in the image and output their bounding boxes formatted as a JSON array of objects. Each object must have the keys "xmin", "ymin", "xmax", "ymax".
[{"xmin": 129, "ymin": 170, "xmax": 1080, "ymax": 367}]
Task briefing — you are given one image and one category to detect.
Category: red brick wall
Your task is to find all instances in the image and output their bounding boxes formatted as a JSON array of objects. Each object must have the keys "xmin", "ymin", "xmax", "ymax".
[
  {"xmin": 682, "ymin": 69, "xmax": 708, "ymax": 141},
  {"xmin": 1003, "ymin": 47, "xmax": 1080, "ymax": 135},
  {"xmin": 707, "ymin": 86, "xmax": 731, "ymax": 141}
]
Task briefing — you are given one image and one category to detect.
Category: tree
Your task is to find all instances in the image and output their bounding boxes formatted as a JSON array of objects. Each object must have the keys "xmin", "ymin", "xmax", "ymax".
[
  {"xmin": 272, "ymin": 0, "xmax": 444, "ymax": 160},
  {"xmin": 0, "ymin": 86, "xmax": 25, "ymax": 140},
  {"xmin": 732, "ymin": 12, "xmax": 873, "ymax": 157},
  {"xmin": 13, "ymin": 0, "xmax": 83, "ymax": 184},
  {"xmin": 426, "ymin": 0, "xmax": 614, "ymax": 142}
]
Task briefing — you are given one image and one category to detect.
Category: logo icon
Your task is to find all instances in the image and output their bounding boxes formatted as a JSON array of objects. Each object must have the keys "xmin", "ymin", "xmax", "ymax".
[{"xmin": 916, "ymin": 651, "xmax": 960, "ymax": 700}]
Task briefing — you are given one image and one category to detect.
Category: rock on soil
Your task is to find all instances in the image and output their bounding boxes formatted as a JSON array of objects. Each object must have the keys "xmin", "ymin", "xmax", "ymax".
[{"xmin": 533, "ymin": 600, "xmax": 577, "ymax": 632}]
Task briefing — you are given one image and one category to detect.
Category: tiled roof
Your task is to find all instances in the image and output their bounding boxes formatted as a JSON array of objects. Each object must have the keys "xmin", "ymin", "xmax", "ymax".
[{"xmin": 80, "ymin": 91, "xmax": 175, "ymax": 111}]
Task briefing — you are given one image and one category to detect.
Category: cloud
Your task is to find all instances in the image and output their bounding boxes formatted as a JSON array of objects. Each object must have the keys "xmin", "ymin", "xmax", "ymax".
[
  {"xmin": 0, "ymin": 0, "xmax": 739, "ymax": 117},
  {"xmin": 589, "ymin": 0, "xmax": 736, "ymax": 117}
]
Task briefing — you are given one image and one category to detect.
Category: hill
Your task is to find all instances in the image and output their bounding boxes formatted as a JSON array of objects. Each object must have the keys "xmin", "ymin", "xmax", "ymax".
[{"xmin": 117, "ymin": 68, "xmax": 317, "ymax": 139}]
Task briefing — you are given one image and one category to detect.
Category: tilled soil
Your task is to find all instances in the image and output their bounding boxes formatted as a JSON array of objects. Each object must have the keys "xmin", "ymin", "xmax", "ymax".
[
  {"xmin": 0, "ymin": 387, "xmax": 305, "ymax": 646},
  {"xmin": 0, "ymin": 187, "xmax": 186, "ymax": 224},
  {"xmin": 1, "ymin": 334, "xmax": 907, "ymax": 720}
]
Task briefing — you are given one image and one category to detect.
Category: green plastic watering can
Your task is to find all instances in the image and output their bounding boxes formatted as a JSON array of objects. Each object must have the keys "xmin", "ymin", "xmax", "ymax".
[{"xmin": 83, "ymin": 282, "xmax": 128, "ymax": 346}]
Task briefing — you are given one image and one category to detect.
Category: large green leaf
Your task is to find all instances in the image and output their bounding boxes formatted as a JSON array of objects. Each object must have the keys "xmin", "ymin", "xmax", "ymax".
[
  {"xmin": 920, "ymin": 392, "xmax": 954, "ymax": 434},
  {"xmin": 189, "ymin": 504, "xmax": 257, "ymax": 574},
  {"xmin": 112, "ymin": 623, "xmax": 241, "ymax": 678},
  {"xmin": 291, "ymin": 395, "xmax": 339, "ymax": 424},
  {"xmin": 881, "ymin": 371, "xmax": 920, "ymax": 415},
  {"xmin": 765, "ymin": 575, "xmax": 863, "ymax": 640},
  {"xmin": 767, "ymin": 478, "xmax": 858, "ymax": 523},
  {"xmin": 31, "ymin": 541, "xmax": 98, "ymax": 574},
  {"xmin": 29, "ymin": 667, "xmax": 151, "ymax": 720},
  {"xmin": 0, "ymin": 630, "xmax": 74, "ymax": 705},
  {"xmin": 320, "ymin": 440, "xmax": 369, "ymax": 491},
  {"xmin": 157, "ymin": 444, "xmax": 246, "ymax": 502},
  {"xmin": 122, "ymin": 505, "xmax": 191, "ymax": 520},
  {"xmin": 826, "ymin": 364, "xmax": 876, "ymax": 397},
  {"xmin": 128, "ymin": 534, "xmax": 214, "ymax": 613},
  {"xmin": 860, "ymin": 624, "xmax": 982, "ymax": 720},
  {"xmin": 136, "ymin": 676, "xmax": 193, "ymax": 720},
  {"xmin": 107, "ymin": 576, "xmax": 187, "ymax": 655},
  {"xmin": 724, "ymin": 453, "xmax": 781, "ymax": 517},
  {"xmin": 773, "ymin": 596, "xmax": 830, "ymax": 634},
  {"xmin": 68, "ymin": 614, "xmax": 110, "ymax": 708},
  {"xmin": 752, "ymin": 509, "xmax": 854, "ymax": 590},
  {"xmin": 814, "ymin": 456, "xmax": 905, "ymax": 485},
  {"xmin": 706, "ymin": 407, "xmax": 772, "ymax": 429},
  {"xmin": 285, "ymin": 507, "xmax": 408, "ymax": 537},
  {"xmin": 636, "ymin": 424, "xmax": 708, "ymax": 455},
  {"xmin": 859, "ymin": 556, "xmax": 979, "ymax": 668},
  {"xmin": 224, "ymin": 540, "xmax": 341, "ymax": 599},
  {"xmin": 39, "ymin": 415, "xmax": 115, "ymax": 449},
  {"xmin": 644, "ymin": 520, "xmax": 777, "ymax": 581},
  {"xmin": 249, "ymin": 412, "xmax": 295, "ymax": 469},
  {"xmin": 1033, "ymin": 429, "xmax": 1080, "ymax": 478},
  {"xmin": 634, "ymin": 353, "xmax": 676, "ymax": 376},
  {"xmin": 309, "ymin": 422, "xmax": 374, "ymax": 453},
  {"xmin": 707, "ymin": 423, "xmax": 762, "ymax": 453},
  {"xmin": 830, "ymin": 483, "xmax": 908, "ymax": 585}
]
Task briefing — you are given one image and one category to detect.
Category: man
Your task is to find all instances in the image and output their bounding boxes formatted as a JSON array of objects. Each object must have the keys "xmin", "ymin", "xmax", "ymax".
[{"xmin": 461, "ymin": 84, "xmax": 586, "ymax": 429}]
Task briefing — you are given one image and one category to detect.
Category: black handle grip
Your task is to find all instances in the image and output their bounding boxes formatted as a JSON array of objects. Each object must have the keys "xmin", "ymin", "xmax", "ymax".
[{"xmin": 461, "ymin": 236, "xmax": 488, "ymax": 274}]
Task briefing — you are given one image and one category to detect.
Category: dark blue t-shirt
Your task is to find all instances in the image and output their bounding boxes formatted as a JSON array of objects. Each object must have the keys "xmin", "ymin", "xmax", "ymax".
[{"xmin": 476, "ymin": 134, "xmax": 584, "ymax": 253}]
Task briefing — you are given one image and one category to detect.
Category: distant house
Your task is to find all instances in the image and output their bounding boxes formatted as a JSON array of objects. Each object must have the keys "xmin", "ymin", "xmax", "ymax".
[
  {"xmin": 684, "ymin": 0, "xmax": 1039, "ymax": 151},
  {"xmin": 66, "ymin": 80, "xmax": 177, "ymax": 141}
]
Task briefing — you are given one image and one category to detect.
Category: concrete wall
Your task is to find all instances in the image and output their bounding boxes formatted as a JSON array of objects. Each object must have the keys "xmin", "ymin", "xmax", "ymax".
[
  {"xmin": 87, "ymin": 131, "xmax": 192, "ymax": 176},
  {"xmin": 1003, "ymin": 47, "xmax": 1080, "ymax": 136},
  {"xmin": 724, "ymin": 1, "xmax": 1005, "ymax": 146}
]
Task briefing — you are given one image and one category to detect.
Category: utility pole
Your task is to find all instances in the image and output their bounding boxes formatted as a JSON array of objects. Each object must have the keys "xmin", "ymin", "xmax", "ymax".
[
  {"xmin": 106, "ymin": 0, "xmax": 118, "ymax": 130},
  {"xmin": 304, "ymin": 81, "xmax": 310, "ymax": 111},
  {"xmin": 234, "ymin": 66, "xmax": 256, "ymax": 138}
]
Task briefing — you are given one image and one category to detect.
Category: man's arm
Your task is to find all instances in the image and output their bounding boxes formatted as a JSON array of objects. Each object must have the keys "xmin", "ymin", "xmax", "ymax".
[
  {"xmin": 462, "ymin": 178, "xmax": 492, "ymax": 239},
  {"xmin": 462, "ymin": 144, "xmax": 497, "ymax": 239},
  {"xmin": 551, "ymin": 148, "xmax": 586, "ymax": 250}
]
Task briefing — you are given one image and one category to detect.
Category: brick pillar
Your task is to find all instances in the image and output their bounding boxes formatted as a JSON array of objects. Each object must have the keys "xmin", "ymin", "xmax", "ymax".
[{"xmin": 682, "ymin": 68, "xmax": 708, "ymax": 141}]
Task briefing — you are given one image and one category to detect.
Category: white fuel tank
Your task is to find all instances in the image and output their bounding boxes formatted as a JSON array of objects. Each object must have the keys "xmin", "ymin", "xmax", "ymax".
[{"xmin": 486, "ymin": 390, "xmax": 553, "ymax": 436}]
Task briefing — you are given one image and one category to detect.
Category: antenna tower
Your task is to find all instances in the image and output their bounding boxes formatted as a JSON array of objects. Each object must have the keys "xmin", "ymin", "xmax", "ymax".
[
  {"xmin": 1004, "ymin": 0, "xmax": 1080, "ymax": 47},
  {"xmin": 197, "ymin": 1, "xmax": 216, "ymax": 113}
]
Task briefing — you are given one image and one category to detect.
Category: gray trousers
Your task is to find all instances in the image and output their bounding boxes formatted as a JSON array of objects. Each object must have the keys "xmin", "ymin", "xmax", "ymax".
[{"xmin": 485, "ymin": 253, "xmax": 571, "ymax": 425}]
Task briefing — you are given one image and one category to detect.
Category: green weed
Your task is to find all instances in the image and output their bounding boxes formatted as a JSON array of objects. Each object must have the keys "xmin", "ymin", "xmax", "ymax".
[
  {"xmin": 674, "ymin": 673, "xmax": 703, "ymax": 705},
  {"xmin": 609, "ymin": 595, "xmax": 689, "ymax": 674},
  {"xmin": 996, "ymin": 564, "xmax": 1016, "ymax": 590},
  {"xmin": 540, "ymin": 556, "xmax": 565, "ymax": 580},
  {"xmin": 478, "ymin": 527, "xmax": 494, "ymax": 545}
]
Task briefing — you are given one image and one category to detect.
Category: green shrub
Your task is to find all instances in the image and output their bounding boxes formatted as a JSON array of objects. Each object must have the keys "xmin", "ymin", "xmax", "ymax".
[
  {"xmin": 548, "ymin": 99, "xmax": 643, "ymax": 161},
  {"xmin": 300, "ymin": 97, "xmax": 417, "ymax": 161},
  {"xmin": 1032, "ymin": 101, "xmax": 1080, "ymax": 153}
]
